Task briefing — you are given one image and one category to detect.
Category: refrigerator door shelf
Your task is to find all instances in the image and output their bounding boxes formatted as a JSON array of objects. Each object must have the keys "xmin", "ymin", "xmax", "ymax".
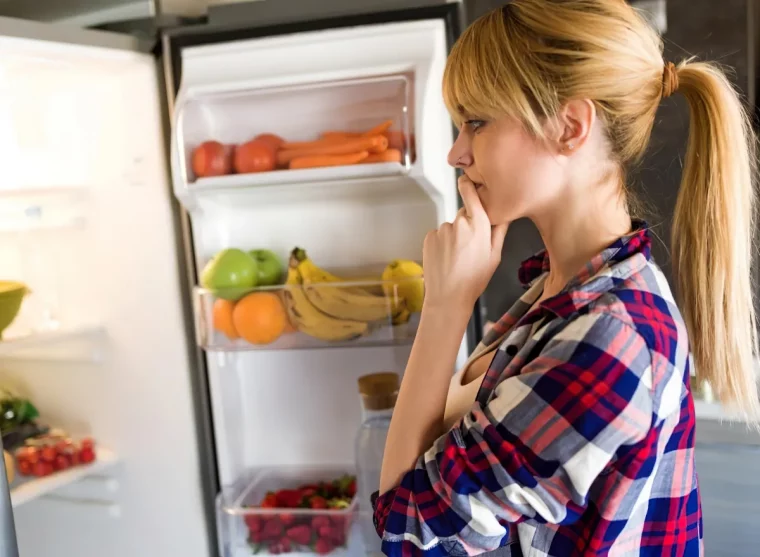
[
  {"xmin": 188, "ymin": 162, "xmax": 408, "ymax": 199},
  {"xmin": 0, "ymin": 187, "xmax": 89, "ymax": 233},
  {"xmin": 10, "ymin": 447, "xmax": 120, "ymax": 508},
  {"xmin": 172, "ymin": 73, "xmax": 413, "ymax": 208},
  {"xmin": 171, "ymin": 18, "xmax": 455, "ymax": 221},
  {"xmin": 217, "ymin": 465, "xmax": 358, "ymax": 557},
  {"xmin": 0, "ymin": 326, "xmax": 106, "ymax": 364},
  {"xmin": 193, "ymin": 274, "xmax": 422, "ymax": 351}
]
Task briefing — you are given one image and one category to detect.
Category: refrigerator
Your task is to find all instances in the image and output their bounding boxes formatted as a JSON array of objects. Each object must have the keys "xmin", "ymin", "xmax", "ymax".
[{"xmin": 0, "ymin": 1, "xmax": 475, "ymax": 556}]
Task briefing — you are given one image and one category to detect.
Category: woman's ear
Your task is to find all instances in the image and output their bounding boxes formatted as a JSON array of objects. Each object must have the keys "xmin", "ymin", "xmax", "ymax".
[{"xmin": 555, "ymin": 99, "xmax": 596, "ymax": 153}]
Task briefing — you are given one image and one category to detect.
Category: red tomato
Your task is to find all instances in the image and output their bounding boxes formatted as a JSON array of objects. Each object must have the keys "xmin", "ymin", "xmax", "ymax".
[
  {"xmin": 41, "ymin": 446, "xmax": 57, "ymax": 463},
  {"xmin": 17, "ymin": 460, "xmax": 32, "ymax": 476},
  {"xmin": 20, "ymin": 447, "xmax": 39, "ymax": 464},
  {"xmin": 79, "ymin": 447, "xmax": 96, "ymax": 464},
  {"xmin": 192, "ymin": 140, "xmax": 233, "ymax": 179},
  {"xmin": 234, "ymin": 140, "xmax": 276, "ymax": 174},
  {"xmin": 33, "ymin": 461, "xmax": 53, "ymax": 477},
  {"xmin": 53, "ymin": 455, "xmax": 70, "ymax": 471},
  {"xmin": 254, "ymin": 133, "xmax": 285, "ymax": 152}
]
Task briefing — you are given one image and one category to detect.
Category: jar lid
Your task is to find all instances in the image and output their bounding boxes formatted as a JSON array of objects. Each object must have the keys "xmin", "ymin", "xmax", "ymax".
[{"xmin": 357, "ymin": 372, "xmax": 399, "ymax": 397}]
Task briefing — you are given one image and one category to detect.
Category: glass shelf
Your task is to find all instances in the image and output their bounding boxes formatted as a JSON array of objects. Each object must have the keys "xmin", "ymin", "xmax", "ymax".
[
  {"xmin": 194, "ymin": 276, "xmax": 423, "ymax": 351},
  {"xmin": 10, "ymin": 447, "xmax": 119, "ymax": 508},
  {"xmin": 0, "ymin": 186, "xmax": 89, "ymax": 232},
  {"xmin": 0, "ymin": 326, "xmax": 106, "ymax": 363}
]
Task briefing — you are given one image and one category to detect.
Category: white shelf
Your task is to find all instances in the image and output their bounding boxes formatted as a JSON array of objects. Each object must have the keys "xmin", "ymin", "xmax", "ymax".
[
  {"xmin": 190, "ymin": 162, "xmax": 407, "ymax": 195},
  {"xmin": 0, "ymin": 326, "xmax": 106, "ymax": 363},
  {"xmin": 10, "ymin": 447, "xmax": 119, "ymax": 508},
  {"xmin": 0, "ymin": 186, "xmax": 89, "ymax": 232}
]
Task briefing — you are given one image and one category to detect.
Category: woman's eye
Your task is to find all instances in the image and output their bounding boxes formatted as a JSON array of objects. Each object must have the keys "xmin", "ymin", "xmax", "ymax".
[{"xmin": 465, "ymin": 119, "xmax": 486, "ymax": 132}]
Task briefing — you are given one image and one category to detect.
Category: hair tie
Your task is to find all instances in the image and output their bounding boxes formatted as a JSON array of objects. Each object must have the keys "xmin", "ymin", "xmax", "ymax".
[{"xmin": 662, "ymin": 61, "xmax": 679, "ymax": 98}]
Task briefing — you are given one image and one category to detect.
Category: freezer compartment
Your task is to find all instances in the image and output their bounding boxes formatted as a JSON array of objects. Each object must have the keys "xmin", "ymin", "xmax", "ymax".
[
  {"xmin": 174, "ymin": 74, "xmax": 414, "ymax": 196},
  {"xmin": 194, "ymin": 272, "xmax": 423, "ymax": 351},
  {"xmin": 217, "ymin": 466, "xmax": 358, "ymax": 557}
]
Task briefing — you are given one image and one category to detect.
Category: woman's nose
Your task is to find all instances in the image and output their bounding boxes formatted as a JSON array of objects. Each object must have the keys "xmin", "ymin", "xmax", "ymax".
[{"xmin": 447, "ymin": 135, "xmax": 473, "ymax": 168}]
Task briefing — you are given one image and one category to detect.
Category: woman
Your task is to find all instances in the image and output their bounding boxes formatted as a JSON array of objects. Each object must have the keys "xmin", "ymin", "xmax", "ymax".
[{"xmin": 372, "ymin": 1, "xmax": 758, "ymax": 556}]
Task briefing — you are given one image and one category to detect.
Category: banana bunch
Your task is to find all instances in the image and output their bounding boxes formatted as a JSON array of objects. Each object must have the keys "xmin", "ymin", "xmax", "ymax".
[{"xmin": 282, "ymin": 248, "xmax": 410, "ymax": 342}]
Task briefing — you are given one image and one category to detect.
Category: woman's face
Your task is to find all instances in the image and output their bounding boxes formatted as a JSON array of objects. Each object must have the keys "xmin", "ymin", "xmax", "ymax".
[{"xmin": 447, "ymin": 116, "xmax": 567, "ymax": 226}]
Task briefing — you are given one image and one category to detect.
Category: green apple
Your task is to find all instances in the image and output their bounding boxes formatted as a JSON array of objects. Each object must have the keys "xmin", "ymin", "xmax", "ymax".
[
  {"xmin": 249, "ymin": 249, "xmax": 283, "ymax": 286},
  {"xmin": 201, "ymin": 248, "xmax": 258, "ymax": 300}
]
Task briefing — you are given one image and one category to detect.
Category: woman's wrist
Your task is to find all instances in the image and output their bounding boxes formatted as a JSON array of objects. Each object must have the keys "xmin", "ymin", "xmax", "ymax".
[{"xmin": 421, "ymin": 299, "xmax": 474, "ymax": 325}]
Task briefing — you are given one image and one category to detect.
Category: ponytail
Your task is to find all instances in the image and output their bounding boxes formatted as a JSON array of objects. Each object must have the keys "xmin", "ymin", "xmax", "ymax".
[{"xmin": 672, "ymin": 61, "xmax": 760, "ymax": 418}]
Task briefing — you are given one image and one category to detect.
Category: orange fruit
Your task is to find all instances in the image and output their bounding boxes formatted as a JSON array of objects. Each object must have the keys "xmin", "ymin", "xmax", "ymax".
[
  {"xmin": 232, "ymin": 292, "xmax": 287, "ymax": 345},
  {"xmin": 213, "ymin": 299, "xmax": 239, "ymax": 340}
]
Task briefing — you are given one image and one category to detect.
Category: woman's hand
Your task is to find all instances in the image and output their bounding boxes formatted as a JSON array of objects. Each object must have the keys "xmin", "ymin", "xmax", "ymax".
[{"xmin": 423, "ymin": 175, "xmax": 509, "ymax": 312}]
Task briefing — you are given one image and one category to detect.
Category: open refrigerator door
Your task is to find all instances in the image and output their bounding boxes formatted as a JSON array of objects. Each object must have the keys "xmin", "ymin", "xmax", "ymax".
[
  {"xmin": 167, "ymin": 6, "xmax": 467, "ymax": 556},
  {"xmin": 0, "ymin": 16, "xmax": 209, "ymax": 557}
]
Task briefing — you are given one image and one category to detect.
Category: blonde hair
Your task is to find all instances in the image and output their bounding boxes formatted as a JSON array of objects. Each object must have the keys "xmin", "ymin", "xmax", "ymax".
[{"xmin": 444, "ymin": 0, "xmax": 760, "ymax": 418}]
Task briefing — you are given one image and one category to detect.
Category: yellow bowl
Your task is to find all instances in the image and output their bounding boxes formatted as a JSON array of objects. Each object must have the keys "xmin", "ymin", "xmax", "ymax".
[{"xmin": 0, "ymin": 281, "xmax": 27, "ymax": 339}]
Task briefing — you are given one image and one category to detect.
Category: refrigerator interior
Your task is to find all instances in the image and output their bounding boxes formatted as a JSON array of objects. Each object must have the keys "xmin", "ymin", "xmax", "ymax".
[
  {"xmin": 170, "ymin": 17, "xmax": 465, "ymax": 556},
  {"xmin": 0, "ymin": 31, "xmax": 208, "ymax": 557}
]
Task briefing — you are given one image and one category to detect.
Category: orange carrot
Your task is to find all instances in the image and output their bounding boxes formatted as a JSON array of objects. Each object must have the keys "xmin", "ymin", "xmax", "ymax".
[
  {"xmin": 277, "ymin": 135, "xmax": 388, "ymax": 166},
  {"xmin": 362, "ymin": 119, "xmax": 394, "ymax": 137},
  {"xmin": 289, "ymin": 151, "xmax": 369, "ymax": 169},
  {"xmin": 280, "ymin": 138, "xmax": 338, "ymax": 151},
  {"xmin": 361, "ymin": 149, "xmax": 402, "ymax": 164},
  {"xmin": 319, "ymin": 131, "xmax": 360, "ymax": 140},
  {"xmin": 384, "ymin": 130, "xmax": 406, "ymax": 150}
]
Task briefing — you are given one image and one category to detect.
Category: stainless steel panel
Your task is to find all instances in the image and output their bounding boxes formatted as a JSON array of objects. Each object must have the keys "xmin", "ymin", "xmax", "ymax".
[
  {"xmin": 0, "ymin": 0, "xmax": 154, "ymax": 26},
  {"xmin": 207, "ymin": 0, "xmax": 454, "ymax": 27},
  {"xmin": 0, "ymin": 14, "xmax": 153, "ymax": 52}
]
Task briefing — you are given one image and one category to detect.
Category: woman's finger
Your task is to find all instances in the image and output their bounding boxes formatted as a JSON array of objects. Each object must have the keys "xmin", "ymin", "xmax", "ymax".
[{"xmin": 458, "ymin": 177, "xmax": 487, "ymax": 222}]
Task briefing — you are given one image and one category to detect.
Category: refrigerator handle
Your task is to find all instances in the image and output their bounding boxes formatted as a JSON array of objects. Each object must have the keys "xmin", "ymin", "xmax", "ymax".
[{"xmin": 0, "ymin": 441, "xmax": 19, "ymax": 557}]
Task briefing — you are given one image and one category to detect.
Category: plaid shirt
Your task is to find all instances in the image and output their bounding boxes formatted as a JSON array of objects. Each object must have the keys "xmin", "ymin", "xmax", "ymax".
[{"xmin": 372, "ymin": 222, "xmax": 702, "ymax": 556}]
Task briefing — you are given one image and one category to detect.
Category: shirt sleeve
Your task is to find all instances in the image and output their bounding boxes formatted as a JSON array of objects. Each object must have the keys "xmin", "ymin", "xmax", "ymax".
[{"xmin": 372, "ymin": 312, "xmax": 654, "ymax": 556}]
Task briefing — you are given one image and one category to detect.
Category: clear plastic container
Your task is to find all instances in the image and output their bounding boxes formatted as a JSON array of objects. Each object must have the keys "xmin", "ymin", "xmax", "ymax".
[
  {"xmin": 193, "ymin": 274, "xmax": 423, "ymax": 351},
  {"xmin": 354, "ymin": 373, "xmax": 398, "ymax": 557},
  {"xmin": 174, "ymin": 74, "xmax": 413, "ymax": 195},
  {"xmin": 217, "ymin": 466, "xmax": 358, "ymax": 557}
]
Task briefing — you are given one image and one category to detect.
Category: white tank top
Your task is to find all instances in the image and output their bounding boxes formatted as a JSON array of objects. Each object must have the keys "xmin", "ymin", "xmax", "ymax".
[{"xmin": 442, "ymin": 336, "xmax": 503, "ymax": 431}]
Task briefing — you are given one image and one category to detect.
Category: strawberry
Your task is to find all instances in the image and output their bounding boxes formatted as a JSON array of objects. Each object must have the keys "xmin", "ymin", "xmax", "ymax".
[
  {"xmin": 276, "ymin": 489, "xmax": 303, "ymax": 508},
  {"xmin": 311, "ymin": 516, "xmax": 330, "ymax": 530},
  {"xmin": 314, "ymin": 538, "xmax": 333, "ymax": 555},
  {"xmin": 318, "ymin": 525, "xmax": 336, "ymax": 540},
  {"xmin": 261, "ymin": 518, "xmax": 283, "ymax": 540},
  {"xmin": 261, "ymin": 492, "xmax": 278, "ymax": 508},
  {"xmin": 285, "ymin": 525, "xmax": 311, "ymax": 545},
  {"xmin": 300, "ymin": 487, "xmax": 317, "ymax": 499},
  {"xmin": 310, "ymin": 496, "xmax": 327, "ymax": 509},
  {"xmin": 244, "ymin": 515, "xmax": 262, "ymax": 533},
  {"xmin": 345, "ymin": 478, "xmax": 356, "ymax": 498},
  {"xmin": 279, "ymin": 512, "xmax": 295, "ymax": 525},
  {"xmin": 279, "ymin": 538, "xmax": 292, "ymax": 553}
]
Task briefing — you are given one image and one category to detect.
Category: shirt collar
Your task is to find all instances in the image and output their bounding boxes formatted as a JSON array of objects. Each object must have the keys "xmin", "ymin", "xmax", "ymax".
[{"xmin": 518, "ymin": 220, "xmax": 652, "ymax": 319}]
